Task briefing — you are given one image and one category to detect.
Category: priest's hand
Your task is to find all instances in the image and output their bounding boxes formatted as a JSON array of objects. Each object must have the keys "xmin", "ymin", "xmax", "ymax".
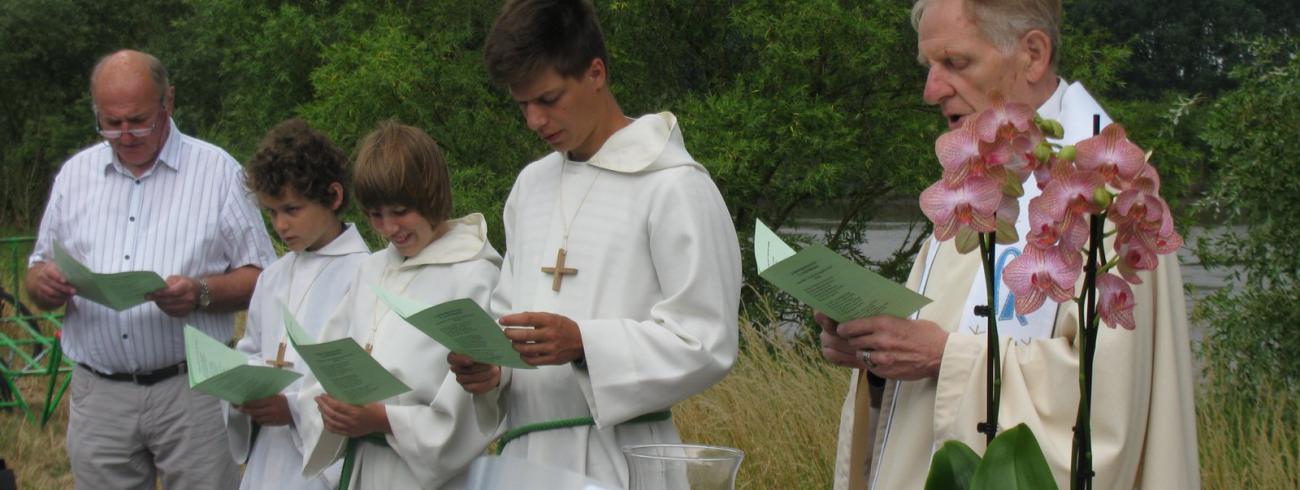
[
  {"xmin": 448, "ymin": 352, "xmax": 500, "ymax": 394},
  {"xmin": 237, "ymin": 394, "xmax": 292, "ymax": 426},
  {"xmin": 148, "ymin": 275, "xmax": 200, "ymax": 318},
  {"xmin": 25, "ymin": 261, "xmax": 76, "ymax": 311},
  {"xmin": 316, "ymin": 395, "xmax": 390, "ymax": 437},
  {"xmin": 500, "ymin": 312, "xmax": 585, "ymax": 366},
  {"xmin": 817, "ymin": 311, "xmax": 869, "ymax": 370},
  {"xmin": 836, "ymin": 315, "xmax": 949, "ymax": 381}
]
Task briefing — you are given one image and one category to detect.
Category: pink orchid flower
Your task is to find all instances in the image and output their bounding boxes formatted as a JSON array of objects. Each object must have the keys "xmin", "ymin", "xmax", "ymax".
[
  {"xmin": 1032, "ymin": 152, "xmax": 1072, "ymax": 190},
  {"xmin": 1003, "ymin": 244, "xmax": 1082, "ymax": 315},
  {"xmin": 1075, "ymin": 123, "xmax": 1145, "ymax": 186},
  {"xmin": 1113, "ymin": 192, "xmax": 1183, "ymax": 256},
  {"xmin": 1029, "ymin": 170, "xmax": 1105, "ymax": 252},
  {"xmin": 920, "ymin": 175, "xmax": 1002, "ymax": 241},
  {"xmin": 937, "ymin": 117, "xmax": 1009, "ymax": 186},
  {"xmin": 975, "ymin": 94, "xmax": 1044, "ymax": 182},
  {"xmin": 975, "ymin": 92, "xmax": 1039, "ymax": 143},
  {"xmin": 1114, "ymin": 236, "xmax": 1159, "ymax": 284},
  {"xmin": 1097, "ymin": 273, "xmax": 1136, "ymax": 329}
]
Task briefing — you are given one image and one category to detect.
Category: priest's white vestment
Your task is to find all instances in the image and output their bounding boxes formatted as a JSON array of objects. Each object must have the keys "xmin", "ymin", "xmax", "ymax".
[
  {"xmin": 297, "ymin": 214, "xmax": 502, "ymax": 489},
  {"xmin": 832, "ymin": 81, "xmax": 1200, "ymax": 489},
  {"xmin": 227, "ymin": 224, "xmax": 369, "ymax": 490},
  {"xmin": 490, "ymin": 112, "xmax": 742, "ymax": 487}
]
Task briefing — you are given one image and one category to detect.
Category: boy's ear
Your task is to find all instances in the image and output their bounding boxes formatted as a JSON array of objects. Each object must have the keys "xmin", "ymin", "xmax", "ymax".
[
  {"xmin": 327, "ymin": 182, "xmax": 345, "ymax": 212},
  {"xmin": 587, "ymin": 58, "xmax": 607, "ymax": 89}
]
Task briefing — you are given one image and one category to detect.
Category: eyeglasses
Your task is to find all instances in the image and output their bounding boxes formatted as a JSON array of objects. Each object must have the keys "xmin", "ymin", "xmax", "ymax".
[{"xmin": 95, "ymin": 104, "xmax": 167, "ymax": 140}]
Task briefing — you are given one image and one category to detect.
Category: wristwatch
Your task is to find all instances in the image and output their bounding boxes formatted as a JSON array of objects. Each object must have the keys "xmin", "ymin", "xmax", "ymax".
[{"xmin": 196, "ymin": 278, "xmax": 211, "ymax": 310}]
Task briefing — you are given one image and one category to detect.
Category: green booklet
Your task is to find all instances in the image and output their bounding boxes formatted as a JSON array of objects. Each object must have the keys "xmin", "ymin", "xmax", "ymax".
[
  {"xmin": 281, "ymin": 304, "xmax": 411, "ymax": 405},
  {"xmin": 183, "ymin": 325, "xmax": 302, "ymax": 405},
  {"xmin": 52, "ymin": 242, "xmax": 167, "ymax": 311},
  {"xmin": 372, "ymin": 286, "xmax": 534, "ymax": 370},
  {"xmin": 755, "ymin": 219, "xmax": 932, "ymax": 323}
]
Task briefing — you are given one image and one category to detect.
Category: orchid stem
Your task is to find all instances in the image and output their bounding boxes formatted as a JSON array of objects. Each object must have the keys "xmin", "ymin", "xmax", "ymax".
[
  {"xmin": 977, "ymin": 231, "xmax": 1001, "ymax": 446},
  {"xmin": 1072, "ymin": 213, "xmax": 1105, "ymax": 490}
]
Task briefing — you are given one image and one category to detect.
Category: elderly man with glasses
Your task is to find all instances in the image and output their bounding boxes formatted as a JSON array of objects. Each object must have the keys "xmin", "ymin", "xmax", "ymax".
[{"xmin": 24, "ymin": 49, "xmax": 275, "ymax": 489}]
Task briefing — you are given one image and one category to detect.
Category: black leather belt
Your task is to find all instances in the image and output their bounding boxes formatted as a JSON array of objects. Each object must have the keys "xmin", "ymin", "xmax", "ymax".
[{"xmin": 79, "ymin": 362, "xmax": 187, "ymax": 386}]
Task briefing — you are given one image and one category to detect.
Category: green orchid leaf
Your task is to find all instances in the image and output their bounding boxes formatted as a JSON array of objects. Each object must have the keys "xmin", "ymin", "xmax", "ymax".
[
  {"xmin": 925, "ymin": 440, "xmax": 980, "ymax": 490},
  {"xmin": 971, "ymin": 424, "xmax": 1058, "ymax": 490}
]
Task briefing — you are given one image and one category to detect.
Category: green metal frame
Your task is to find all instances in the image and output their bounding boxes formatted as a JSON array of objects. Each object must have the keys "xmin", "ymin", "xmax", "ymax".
[{"xmin": 0, "ymin": 236, "xmax": 73, "ymax": 427}]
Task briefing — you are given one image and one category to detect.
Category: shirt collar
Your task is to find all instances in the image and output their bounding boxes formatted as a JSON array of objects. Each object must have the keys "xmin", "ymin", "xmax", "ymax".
[
  {"xmin": 102, "ymin": 117, "xmax": 184, "ymax": 177},
  {"xmin": 1036, "ymin": 77, "xmax": 1069, "ymax": 122},
  {"xmin": 382, "ymin": 213, "xmax": 492, "ymax": 271},
  {"xmin": 301, "ymin": 223, "xmax": 370, "ymax": 258}
]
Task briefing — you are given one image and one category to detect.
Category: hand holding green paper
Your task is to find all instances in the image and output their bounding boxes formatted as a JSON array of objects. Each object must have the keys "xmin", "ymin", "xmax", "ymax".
[
  {"xmin": 183, "ymin": 326, "xmax": 301, "ymax": 405},
  {"xmin": 371, "ymin": 286, "xmax": 534, "ymax": 370},
  {"xmin": 754, "ymin": 220, "xmax": 931, "ymax": 322},
  {"xmin": 53, "ymin": 242, "xmax": 166, "ymax": 311},
  {"xmin": 281, "ymin": 304, "xmax": 411, "ymax": 405}
]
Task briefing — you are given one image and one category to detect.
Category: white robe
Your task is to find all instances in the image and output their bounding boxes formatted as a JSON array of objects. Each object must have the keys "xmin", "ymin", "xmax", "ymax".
[
  {"xmin": 226, "ymin": 224, "xmax": 370, "ymax": 490},
  {"xmin": 297, "ymin": 214, "xmax": 503, "ymax": 489},
  {"xmin": 490, "ymin": 112, "xmax": 742, "ymax": 488},
  {"xmin": 833, "ymin": 81, "xmax": 1200, "ymax": 489}
]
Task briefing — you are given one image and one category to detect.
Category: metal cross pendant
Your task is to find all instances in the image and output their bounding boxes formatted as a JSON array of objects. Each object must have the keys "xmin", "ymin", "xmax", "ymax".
[
  {"xmin": 541, "ymin": 248, "xmax": 579, "ymax": 292},
  {"xmin": 266, "ymin": 341, "xmax": 294, "ymax": 368}
]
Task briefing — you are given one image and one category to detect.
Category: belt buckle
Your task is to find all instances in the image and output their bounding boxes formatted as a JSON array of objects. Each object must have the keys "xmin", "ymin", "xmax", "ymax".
[{"xmin": 130, "ymin": 373, "xmax": 146, "ymax": 384}]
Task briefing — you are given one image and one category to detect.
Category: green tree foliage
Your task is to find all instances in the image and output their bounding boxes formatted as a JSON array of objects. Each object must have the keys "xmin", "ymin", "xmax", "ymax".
[
  {"xmin": 0, "ymin": 0, "xmax": 941, "ymax": 303},
  {"xmin": 1194, "ymin": 37, "xmax": 1300, "ymax": 393},
  {"xmin": 1066, "ymin": 0, "xmax": 1300, "ymax": 97},
  {"xmin": 1, "ymin": 0, "xmax": 1272, "ymax": 351},
  {"xmin": 0, "ymin": 0, "xmax": 191, "ymax": 225}
]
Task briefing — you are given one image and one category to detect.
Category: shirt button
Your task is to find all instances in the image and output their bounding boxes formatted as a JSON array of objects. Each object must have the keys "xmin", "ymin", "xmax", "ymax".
[
  {"xmin": 121, "ymin": 334, "xmax": 128, "ymax": 340},
  {"xmin": 129, "ymin": 217, "xmax": 135, "ymax": 222},
  {"xmin": 124, "ymin": 255, "xmax": 130, "ymax": 260},
  {"xmin": 135, "ymin": 180, "xmax": 141, "ymax": 185}
]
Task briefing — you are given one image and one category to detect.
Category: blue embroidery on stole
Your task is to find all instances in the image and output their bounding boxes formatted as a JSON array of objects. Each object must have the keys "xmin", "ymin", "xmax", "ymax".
[{"xmin": 994, "ymin": 248, "xmax": 1029, "ymax": 326}]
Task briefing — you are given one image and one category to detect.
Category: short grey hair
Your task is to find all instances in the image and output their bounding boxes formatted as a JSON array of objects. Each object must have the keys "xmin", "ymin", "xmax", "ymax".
[
  {"xmin": 911, "ymin": 0, "xmax": 1061, "ymax": 66},
  {"xmin": 89, "ymin": 50, "xmax": 170, "ymax": 109}
]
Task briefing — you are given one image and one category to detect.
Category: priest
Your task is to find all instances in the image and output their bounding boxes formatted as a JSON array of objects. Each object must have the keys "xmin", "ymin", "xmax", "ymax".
[
  {"xmin": 820, "ymin": 0, "xmax": 1200, "ymax": 488},
  {"xmin": 448, "ymin": 0, "xmax": 742, "ymax": 487}
]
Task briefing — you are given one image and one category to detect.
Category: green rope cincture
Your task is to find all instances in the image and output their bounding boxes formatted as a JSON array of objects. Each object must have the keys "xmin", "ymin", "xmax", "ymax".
[
  {"xmin": 337, "ymin": 433, "xmax": 390, "ymax": 490},
  {"xmin": 494, "ymin": 411, "xmax": 672, "ymax": 455}
]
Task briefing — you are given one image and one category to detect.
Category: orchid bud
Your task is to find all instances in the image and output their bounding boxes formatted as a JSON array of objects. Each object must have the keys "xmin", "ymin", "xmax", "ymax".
[
  {"xmin": 1047, "ymin": 120, "xmax": 1065, "ymax": 139},
  {"xmin": 1093, "ymin": 187, "xmax": 1114, "ymax": 208},
  {"xmin": 1058, "ymin": 145, "xmax": 1077, "ymax": 162},
  {"xmin": 1034, "ymin": 141, "xmax": 1053, "ymax": 162}
]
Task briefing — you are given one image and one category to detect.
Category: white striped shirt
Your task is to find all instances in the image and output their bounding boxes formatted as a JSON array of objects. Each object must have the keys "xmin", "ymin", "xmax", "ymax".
[{"xmin": 29, "ymin": 119, "xmax": 276, "ymax": 374}]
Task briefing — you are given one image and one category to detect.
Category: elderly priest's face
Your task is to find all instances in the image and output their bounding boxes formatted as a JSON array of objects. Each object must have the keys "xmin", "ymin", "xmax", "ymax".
[{"xmin": 916, "ymin": 0, "xmax": 1036, "ymax": 129}]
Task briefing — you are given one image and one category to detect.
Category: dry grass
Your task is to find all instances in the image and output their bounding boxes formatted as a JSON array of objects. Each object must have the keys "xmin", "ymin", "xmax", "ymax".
[
  {"xmin": 1196, "ymin": 344, "xmax": 1300, "ymax": 490},
  {"xmin": 674, "ymin": 304, "xmax": 848, "ymax": 489},
  {"xmin": 0, "ymin": 377, "xmax": 74, "ymax": 489}
]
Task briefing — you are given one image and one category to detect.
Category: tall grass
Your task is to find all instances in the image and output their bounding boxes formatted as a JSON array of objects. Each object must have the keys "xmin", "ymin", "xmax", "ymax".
[
  {"xmin": 1197, "ymin": 342, "xmax": 1300, "ymax": 490},
  {"xmin": 674, "ymin": 303, "xmax": 848, "ymax": 489}
]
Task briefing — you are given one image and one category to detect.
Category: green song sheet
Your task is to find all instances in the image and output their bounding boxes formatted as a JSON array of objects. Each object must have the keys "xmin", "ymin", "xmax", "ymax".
[
  {"xmin": 281, "ymin": 304, "xmax": 411, "ymax": 405},
  {"xmin": 53, "ymin": 242, "xmax": 167, "ymax": 311},
  {"xmin": 372, "ymin": 286, "xmax": 534, "ymax": 370},
  {"xmin": 755, "ymin": 219, "xmax": 932, "ymax": 323},
  {"xmin": 183, "ymin": 325, "xmax": 301, "ymax": 405}
]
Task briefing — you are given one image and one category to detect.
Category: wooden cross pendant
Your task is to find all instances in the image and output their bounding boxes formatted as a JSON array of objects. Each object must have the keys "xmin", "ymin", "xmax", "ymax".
[
  {"xmin": 266, "ymin": 341, "xmax": 295, "ymax": 368},
  {"xmin": 364, "ymin": 343, "xmax": 373, "ymax": 355},
  {"xmin": 541, "ymin": 248, "xmax": 579, "ymax": 292}
]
